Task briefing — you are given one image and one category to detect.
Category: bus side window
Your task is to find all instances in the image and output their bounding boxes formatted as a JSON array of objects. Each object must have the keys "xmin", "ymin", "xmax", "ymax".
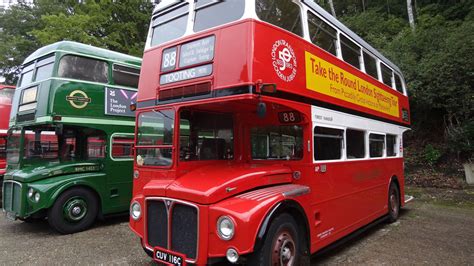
[
  {"xmin": 307, "ymin": 11, "xmax": 337, "ymax": 56},
  {"xmin": 386, "ymin": 134, "xmax": 397, "ymax": 157},
  {"xmin": 369, "ymin": 133, "xmax": 385, "ymax": 158},
  {"xmin": 346, "ymin": 129, "xmax": 365, "ymax": 159},
  {"xmin": 113, "ymin": 65, "xmax": 140, "ymax": 88},
  {"xmin": 380, "ymin": 63, "xmax": 393, "ymax": 88},
  {"xmin": 314, "ymin": 127, "xmax": 344, "ymax": 161},
  {"xmin": 58, "ymin": 55, "xmax": 108, "ymax": 84},
  {"xmin": 363, "ymin": 51, "xmax": 378, "ymax": 79},
  {"xmin": 256, "ymin": 0, "xmax": 303, "ymax": 37},
  {"xmin": 340, "ymin": 34, "xmax": 361, "ymax": 69},
  {"xmin": 111, "ymin": 135, "xmax": 134, "ymax": 159},
  {"xmin": 194, "ymin": 0, "xmax": 245, "ymax": 32},
  {"xmin": 88, "ymin": 135, "xmax": 106, "ymax": 159},
  {"xmin": 394, "ymin": 73, "xmax": 404, "ymax": 94}
]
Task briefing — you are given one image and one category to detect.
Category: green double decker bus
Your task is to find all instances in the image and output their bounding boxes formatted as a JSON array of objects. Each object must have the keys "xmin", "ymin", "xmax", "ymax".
[{"xmin": 2, "ymin": 41, "xmax": 141, "ymax": 234}]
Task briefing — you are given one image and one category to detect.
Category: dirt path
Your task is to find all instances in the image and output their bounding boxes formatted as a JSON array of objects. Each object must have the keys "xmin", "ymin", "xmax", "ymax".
[{"xmin": 0, "ymin": 192, "xmax": 473, "ymax": 265}]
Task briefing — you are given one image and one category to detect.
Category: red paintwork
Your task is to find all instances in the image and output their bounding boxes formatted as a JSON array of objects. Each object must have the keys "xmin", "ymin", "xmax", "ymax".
[
  {"xmin": 131, "ymin": 19, "xmax": 410, "ymax": 264},
  {"xmin": 0, "ymin": 85, "xmax": 15, "ymax": 175}
]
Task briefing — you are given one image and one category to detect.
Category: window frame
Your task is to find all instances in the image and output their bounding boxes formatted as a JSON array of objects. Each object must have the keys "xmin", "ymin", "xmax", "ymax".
[
  {"xmin": 338, "ymin": 32, "xmax": 362, "ymax": 70},
  {"xmin": 57, "ymin": 54, "xmax": 110, "ymax": 84},
  {"xmin": 110, "ymin": 133, "xmax": 135, "ymax": 161},
  {"xmin": 345, "ymin": 128, "xmax": 367, "ymax": 160},
  {"xmin": 368, "ymin": 132, "xmax": 386, "ymax": 158},
  {"xmin": 306, "ymin": 9, "xmax": 338, "ymax": 56},
  {"xmin": 135, "ymin": 108, "xmax": 176, "ymax": 169},
  {"xmin": 386, "ymin": 134, "xmax": 398, "ymax": 157},
  {"xmin": 112, "ymin": 64, "xmax": 140, "ymax": 88},
  {"xmin": 313, "ymin": 125, "xmax": 345, "ymax": 162}
]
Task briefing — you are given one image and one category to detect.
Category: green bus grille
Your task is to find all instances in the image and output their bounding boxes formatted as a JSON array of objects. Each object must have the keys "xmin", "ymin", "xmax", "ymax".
[{"xmin": 2, "ymin": 181, "xmax": 22, "ymax": 213}]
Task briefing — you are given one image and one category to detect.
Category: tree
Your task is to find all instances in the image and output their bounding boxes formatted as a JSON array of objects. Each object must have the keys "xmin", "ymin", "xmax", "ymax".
[
  {"xmin": 0, "ymin": 0, "xmax": 153, "ymax": 85},
  {"xmin": 407, "ymin": 0, "xmax": 416, "ymax": 30}
]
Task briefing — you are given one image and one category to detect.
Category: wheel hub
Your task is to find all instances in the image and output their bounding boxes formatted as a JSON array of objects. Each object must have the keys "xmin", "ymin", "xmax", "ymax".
[
  {"xmin": 272, "ymin": 230, "xmax": 296, "ymax": 266},
  {"xmin": 63, "ymin": 198, "xmax": 87, "ymax": 222},
  {"xmin": 390, "ymin": 191, "xmax": 399, "ymax": 216}
]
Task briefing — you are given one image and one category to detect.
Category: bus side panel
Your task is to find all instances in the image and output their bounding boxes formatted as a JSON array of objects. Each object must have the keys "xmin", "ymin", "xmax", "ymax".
[{"xmin": 251, "ymin": 21, "xmax": 410, "ymax": 127}]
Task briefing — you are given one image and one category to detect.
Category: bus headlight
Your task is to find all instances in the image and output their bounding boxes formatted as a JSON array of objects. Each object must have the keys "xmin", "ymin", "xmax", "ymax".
[
  {"xmin": 33, "ymin": 192, "xmax": 40, "ymax": 203},
  {"xmin": 130, "ymin": 202, "xmax": 141, "ymax": 220},
  {"xmin": 217, "ymin": 216, "xmax": 235, "ymax": 240},
  {"xmin": 28, "ymin": 188, "xmax": 34, "ymax": 198}
]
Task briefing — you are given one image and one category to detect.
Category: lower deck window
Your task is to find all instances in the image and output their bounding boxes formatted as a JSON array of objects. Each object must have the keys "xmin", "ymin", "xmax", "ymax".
[
  {"xmin": 346, "ymin": 129, "xmax": 365, "ymax": 159},
  {"xmin": 369, "ymin": 133, "xmax": 385, "ymax": 158},
  {"xmin": 179, "ymin": 110, "xmax": 233, "ymax": 161},
  {"xmin": 111, "ymin": 135, "xmax": 134, "ymax": 159},
  {"xmin": 251, "ymin": 125, "xmax": 303, "ymax": 160},
  {"xmin": 386, "ymin": 134, "xmax": 397, "ymax": 157},
  {"xmin": 314, "ymin": 127, "xmax": 343, "ymax": 161}
]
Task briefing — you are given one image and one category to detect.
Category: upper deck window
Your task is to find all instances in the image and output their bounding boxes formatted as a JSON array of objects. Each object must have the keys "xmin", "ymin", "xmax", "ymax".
[
  {"xmin": 256, "ymin": 0, "xmax": 303, "ymax": 37},
  {"xmin": 307, "ymin": 11, "xmax": 337, "ymax": 56},
  {"xmin": 394, "ymin": 73, "xmax": 404, "ymax": 94},
  {"xmin": 340, "ymin": 34, "xmax": 361, "ymax": 69},
  {"xmin": 58, "ymin": 55, "xmax": 108, "ymax": 84},
  {"xmin": 18, "ymin": 64, "xmax": 35, "ymax": 88},
  {"xmin": 34, "ymin": 55, "xmax": 55, "ymax": 82},
  {"xmin": 18, "ymin": 54, "xmax": 55, "ymax": 88},
  {"xmin": 112, "ymin": 64, "xmax": 140, "ymax": 88},
  {"xmin": 194, "ymin": 0, "xmax": 244, "ymax": 32},
  {"xmin": 363, "ymin": 51, "xmax": 378, "ymax": 79},
  {"xmin": 151, "ymin": 3, "xmax": 189, "ymax": 47},
  {"xmin": 380, "ymin": 63, "xmax": 393, "ymax": 88}
]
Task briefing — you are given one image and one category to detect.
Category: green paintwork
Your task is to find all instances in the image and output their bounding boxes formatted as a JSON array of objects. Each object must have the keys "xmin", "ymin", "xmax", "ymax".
[{"xmin": 3, "ymin": 41, "xmax": 141, "ymax": 220}]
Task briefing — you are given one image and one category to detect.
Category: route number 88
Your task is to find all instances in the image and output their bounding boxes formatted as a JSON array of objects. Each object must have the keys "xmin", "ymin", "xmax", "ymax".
[
  {"xmin": 162, "ymin": 51, "xmax": 176, "ymax": 69},
  {"xmin": 278, "ymin": 111, "xmax": 301, "ymax": 124}
]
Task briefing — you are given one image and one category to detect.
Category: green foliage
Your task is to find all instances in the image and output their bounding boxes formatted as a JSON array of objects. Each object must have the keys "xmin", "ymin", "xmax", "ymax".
[
  {"xmin": 423, "ymin": 144, "xmax": 442, "ymax": 166},
  {"xmin": 0, "ymin": 0, "xmax": 152, "ymax": 85},
  {"xmin": 338, "ymin": 1, "xmax": 474, "ymax": 162}
]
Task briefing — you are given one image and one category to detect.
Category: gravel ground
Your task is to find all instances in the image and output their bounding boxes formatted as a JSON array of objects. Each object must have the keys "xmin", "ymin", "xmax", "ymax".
[{"xmin": 0, "ymin": 194, "xmax": 473, "ymax": 265}]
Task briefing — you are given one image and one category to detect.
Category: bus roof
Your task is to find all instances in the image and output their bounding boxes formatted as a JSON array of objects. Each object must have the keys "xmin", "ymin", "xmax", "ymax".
[
  {"xmin": 302, "ymin": 0, "xmax": 401, "ymax": 74},
  {"xmin": 23, "ymin": 41, "xmax": 141, "ymax": 66},
  {"xmin": 152, "ymin": 0, "xmax": 402, "ymax": 75}
]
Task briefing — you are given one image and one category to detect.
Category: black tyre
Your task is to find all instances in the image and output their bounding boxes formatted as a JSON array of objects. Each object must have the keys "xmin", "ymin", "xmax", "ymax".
[
  {"xmin": 249, "ymin": 213, "xmax": 306, "ymax": 266},
  {"xmin": 48, "ymin": 187, "xmax": 99, "ymax": 234},
  {"xmin": 387, "ymin": 182, "xmax": 400, "ymax": 223}
]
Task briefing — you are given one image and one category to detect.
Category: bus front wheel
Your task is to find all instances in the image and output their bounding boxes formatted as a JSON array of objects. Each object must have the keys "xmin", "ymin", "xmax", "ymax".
[
  {"xmin": 48, "ymin": 187, "xmax": 99, "ymax": 234},
  {"xmin": 387, "ymin": 182, "xmax": 400, "ymax": 223},
  {"xmin": 249, "ymin": 213, "xmax": 305, "ymax": 266}
]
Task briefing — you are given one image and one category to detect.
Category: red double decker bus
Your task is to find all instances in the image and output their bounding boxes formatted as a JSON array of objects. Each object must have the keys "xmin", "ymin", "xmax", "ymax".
[
  {"xmin": 0, "ymin": 85, "xmax": 15, "ymax": 177},
  {"xmin": 130, "ymin": 1, "xmax": 411, "ymax": 265}
]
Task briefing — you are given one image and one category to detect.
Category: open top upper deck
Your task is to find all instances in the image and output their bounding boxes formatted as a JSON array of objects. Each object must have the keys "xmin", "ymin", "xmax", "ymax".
[
  {"xmin": 138, "ymin": 0, "xmax": 410, "ymax": 126},
  {"xmin": 10, "ymin": 41, "xmax": 142, "ymax": 127}
]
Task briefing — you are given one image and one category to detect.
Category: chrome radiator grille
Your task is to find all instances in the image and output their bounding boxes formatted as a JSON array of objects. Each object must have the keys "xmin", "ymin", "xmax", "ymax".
[{"xmin": 2, "ymin": 180, "xmax": 22, "ymax": 213}]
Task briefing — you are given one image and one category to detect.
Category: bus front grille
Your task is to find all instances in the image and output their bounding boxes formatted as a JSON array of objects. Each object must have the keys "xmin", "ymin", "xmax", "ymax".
[
  {"xmin": 146, "ymin": 198, "xmax": 198, "ymax": 261},
  {"xmin": 2, "ymin": 180, "xmax": 22, "ymax": 213}
]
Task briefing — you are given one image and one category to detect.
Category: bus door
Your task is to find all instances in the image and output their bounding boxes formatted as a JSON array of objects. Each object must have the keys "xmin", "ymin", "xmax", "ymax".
[{"xmin": 106, "ymin": 133, "xmax": 134, "ymax": 210}]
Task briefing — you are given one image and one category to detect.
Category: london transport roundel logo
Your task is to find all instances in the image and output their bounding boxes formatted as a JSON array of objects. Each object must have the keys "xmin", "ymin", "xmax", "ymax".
[{"xmin": 271, "ymin": 39, "xmax": 297, "ymax": 82}]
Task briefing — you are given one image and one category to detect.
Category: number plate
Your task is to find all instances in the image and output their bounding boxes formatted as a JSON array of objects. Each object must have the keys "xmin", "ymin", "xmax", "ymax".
[
  {"xmin": 5, "ymin": 211, "xmax": 17, "ymax": 221},
  {"xmin": 153, "ymin": 247, "xmax": 187, "ymax": 266}
]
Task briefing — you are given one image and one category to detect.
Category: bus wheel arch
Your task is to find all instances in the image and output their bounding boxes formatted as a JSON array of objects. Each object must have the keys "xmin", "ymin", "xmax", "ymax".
[
  {"xmin": 47, "ymin": 186, "xmax": 101, "ymax": 234},
  {"xmin": 251, "ymin": 200, "xmax": 310, "ymax": 264}
]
